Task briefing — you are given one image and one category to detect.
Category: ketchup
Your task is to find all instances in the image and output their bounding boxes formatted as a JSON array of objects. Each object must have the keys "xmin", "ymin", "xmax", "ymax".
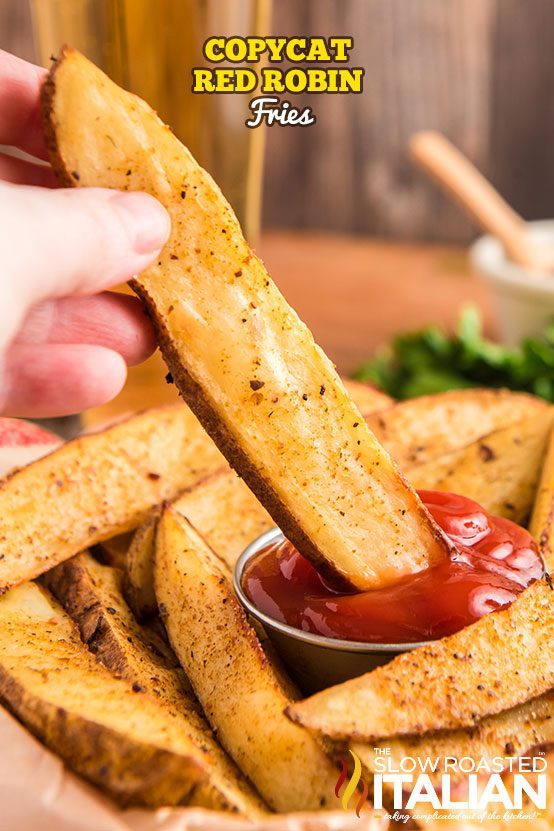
[{"xmin": 243, "ymin": 490, "xmax": 544, "ymax": 643}]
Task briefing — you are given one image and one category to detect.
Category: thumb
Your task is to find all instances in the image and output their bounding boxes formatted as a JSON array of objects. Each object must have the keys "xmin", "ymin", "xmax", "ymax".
[{"xmin": 0, "ymin": 182, "xmax": 169, "ymax": 348}]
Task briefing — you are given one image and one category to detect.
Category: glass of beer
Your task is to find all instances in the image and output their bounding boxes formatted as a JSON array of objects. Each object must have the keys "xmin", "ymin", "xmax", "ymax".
[{"xmin": 30, "ymin": 0, "xmax": 271, "ymax": 243}]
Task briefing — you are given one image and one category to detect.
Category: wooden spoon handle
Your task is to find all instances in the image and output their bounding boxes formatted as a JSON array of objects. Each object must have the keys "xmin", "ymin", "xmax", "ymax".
[{"xmin": 409, "ymin": 131, "xmax": 548, "ymax": 269}]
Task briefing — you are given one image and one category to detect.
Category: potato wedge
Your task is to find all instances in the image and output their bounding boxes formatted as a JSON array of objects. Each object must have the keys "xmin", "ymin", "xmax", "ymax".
[
  {"xmin": 341, "ymin": 379, "xmax": 393, "ymax": 416},
  {"xmin": 124, "ymin": 468, "xmax": 272, "ymax": 620},
  {"xmin": 41, "ymin": 46, "xmax": 452, "ymax": 590},
  {"xmin": 45, "ymin": 553, "xmax": 267, "ymax": 817},
  {"xmin": 0, "ymin": 582, "xmax": 262, "ymax": 810},
  {"xmin": 0, "ymin": 405, "xmax": 223, "ymax": 592},
  {"xmin": 287, "ymin": 579, "xmax": 554, "ymax": 740},
  {"xmin": 155, "ymin": 505, "xmax": 339, "ymax": 812},
  {"xmin": 128, "ymin": 406, "xmax": 401, "ymax": 618},
  {"xmin": 124, "ymin": 513, "xmax": 160, "ymax": 620},
  {"xmin": 352, "ymin": 690, "xmax": 554, "ymax": 787},
  {"xmin": 529, "ymin": 426, "xmax": 554, "ymax": 567},
  {"xmin": 174, "ymin": 469, "xmax": 273, "ymax": 572},
  {"xmin": 407, "ymin": 411, "xmax": 554, "ymax": 523},
  {"xmin": 45, "ymin": 552, "xmax": 191, "ymax": 693},
  {"xmin": 367, "ymin": 389, "xmax": 549, "ymax": 469}
]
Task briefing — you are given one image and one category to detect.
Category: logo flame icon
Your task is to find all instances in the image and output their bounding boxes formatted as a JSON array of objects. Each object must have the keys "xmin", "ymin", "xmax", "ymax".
[{"xmin": 335, "ymin": 750, "xmax": 369, "ymax": 817}]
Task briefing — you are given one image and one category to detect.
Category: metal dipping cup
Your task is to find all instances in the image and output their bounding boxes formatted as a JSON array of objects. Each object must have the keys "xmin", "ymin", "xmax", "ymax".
[{"xmin": 233, "ymin": 528, "xmax": 431, "ymax": 694}]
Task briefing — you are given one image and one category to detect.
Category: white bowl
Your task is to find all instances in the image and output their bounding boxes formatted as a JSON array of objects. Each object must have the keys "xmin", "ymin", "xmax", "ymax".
[{"xmin": 470, "ymin": 220, "xmax": 554, "ymax": 345}]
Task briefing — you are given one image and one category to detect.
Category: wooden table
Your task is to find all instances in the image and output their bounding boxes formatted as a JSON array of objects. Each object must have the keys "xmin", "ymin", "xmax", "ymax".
[{"xmin": 84, "ymin": 230, "xmax": 493, "ymax": 427}]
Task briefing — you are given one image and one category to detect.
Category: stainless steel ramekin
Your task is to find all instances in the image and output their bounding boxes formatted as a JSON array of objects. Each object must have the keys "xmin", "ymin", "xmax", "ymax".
[{"xmin": 233, "ymin": 527, "xmax": 431, "ymax": 693}]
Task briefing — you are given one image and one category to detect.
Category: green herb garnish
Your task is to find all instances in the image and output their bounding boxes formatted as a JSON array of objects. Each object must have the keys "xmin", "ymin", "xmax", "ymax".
[{"xmin": 354, "ymin": 305, "xmax": 554, "ymax": 402}]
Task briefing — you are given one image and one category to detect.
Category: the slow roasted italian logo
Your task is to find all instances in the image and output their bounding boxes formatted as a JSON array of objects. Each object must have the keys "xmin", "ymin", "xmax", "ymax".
[{"xmin": 335, "ymin": 751, "xmax": 369, "ymax": 817}]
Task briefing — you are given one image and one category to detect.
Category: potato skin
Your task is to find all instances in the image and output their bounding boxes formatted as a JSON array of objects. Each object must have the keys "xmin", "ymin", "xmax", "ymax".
[
  {"xmin": 44, "ymin": 552, "xmax": 185, "ymax": 687},
  {"xmin": 1, "ymin": 670, "xmax": 210, "ymax": 807}
]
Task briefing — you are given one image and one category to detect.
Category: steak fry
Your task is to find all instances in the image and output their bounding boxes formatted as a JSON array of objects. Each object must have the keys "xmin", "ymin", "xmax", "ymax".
[
  {"xmin": 155, "ymin": 505, "xmax": 340, "ymax": 812},
  {"xmin": 41, "ymin": 46, "xmax": 452, "ymax": 590}
]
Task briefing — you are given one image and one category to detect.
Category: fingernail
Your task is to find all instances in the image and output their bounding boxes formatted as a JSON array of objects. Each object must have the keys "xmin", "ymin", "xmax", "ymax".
[{"xmin": 111, "ymin": 192, "xmax": 170, "ymax": 254}]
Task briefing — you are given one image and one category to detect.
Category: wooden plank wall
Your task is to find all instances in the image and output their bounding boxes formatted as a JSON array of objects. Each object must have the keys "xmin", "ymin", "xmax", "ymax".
[{"xmin": 2, "ymin": 0, "xmax": 554, "ymax": 243}]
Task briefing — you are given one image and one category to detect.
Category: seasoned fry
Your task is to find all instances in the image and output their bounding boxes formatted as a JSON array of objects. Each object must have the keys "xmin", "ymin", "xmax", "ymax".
[
  {"xmin": 173, "ymin": 469, "xmax": 273, "ymax": 571},
  {"xmin": 537, "ymin": 504, "xmax": 554, "ymax": 573},
  {"xmin": 125, "ymin": 470, "xmax": 274, "ymax": 620},
  {"xmin": 23, "ymin": 46, "xmax": 554, "ymax": 824},
  {"xmin": 126, "ymin": 405, "xmax": 551, "ymax": 610},
  {"xmin": 530, "ymin": 426, "xmax": 554, "ymax": 568},
  {"xmin": 45, "ymin": 552, "xmax": 190, "ymax": 692},
  {"xmin": 41, "ymin": 46, "xmax": 452, "ymax": 590},
  {"xmin": 124, "ymin": 514, "xmax": 160, "ymax": 620},
  {"xmin": 155, "ymin": 505, "xmax": 340, "ymax": 812},
  {"xmin": 0, "ymin": 582, "xmax": 261, "ymax": 810},
  {"xmin": 45, "ymin": 553, "xmax": 267, "ymax": 817},
  {"xmin": 407, "ymin": 412, "xmax": 554, "ymax": 522},
  {"xmin": 367, "ymin": 389, "xmax": 549, "ymax": 469},
  {"xmin": 287, "ymin": 579, "xmax": 554, "ymax": 740},
  {"xmin": 0, "ymin": 405, "xmax": 223, "ymax": 592},
  {"xmin": 352, "ymin": 690, "xmax": 554, "ymax": 787},
  {"xmin": 341, "ymin": 379, "xmax": 393, "ymax": 416}
]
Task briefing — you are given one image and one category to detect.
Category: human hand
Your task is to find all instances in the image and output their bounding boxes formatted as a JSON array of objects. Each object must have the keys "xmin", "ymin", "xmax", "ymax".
[{"xmin": 0, "ymin": 49, "xmax": 170, "ymax": 418}]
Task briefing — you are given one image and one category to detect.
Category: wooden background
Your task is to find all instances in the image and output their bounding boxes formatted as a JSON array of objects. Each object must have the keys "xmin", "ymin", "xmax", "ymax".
[{"xmin": 2, "ymin": 0, "xmax": 554, "ymax": 243}]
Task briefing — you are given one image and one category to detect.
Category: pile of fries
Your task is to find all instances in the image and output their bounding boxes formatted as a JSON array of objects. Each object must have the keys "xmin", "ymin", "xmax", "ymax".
[
  {"xmin": 1, "ymin": 387, "xmax": 553, "ymax": 823},
  {"xmin": 0, "ymin": 48, "xmax": 553, "ymax": 830}
]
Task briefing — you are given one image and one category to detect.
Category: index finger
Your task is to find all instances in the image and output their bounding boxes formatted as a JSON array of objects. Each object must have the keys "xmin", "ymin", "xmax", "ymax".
[{"xmin": 0, "ymin": 50, "xmax": 48, "ymax": 160}]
